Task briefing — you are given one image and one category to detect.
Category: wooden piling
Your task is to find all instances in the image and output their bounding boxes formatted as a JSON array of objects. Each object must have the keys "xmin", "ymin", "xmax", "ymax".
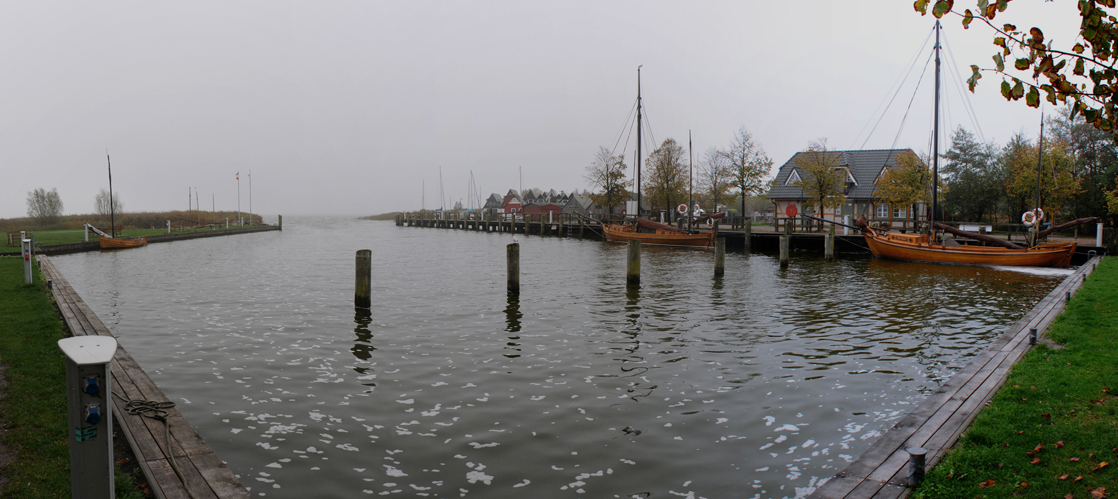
[
  {"xmin": 626, "ymin": 240, "xmax": 640, "ymax": 286},
  {"xmin": 824, "ymin": 223, "xmax": 835, "ymax": 261},
  {"xmin": 779, "ymin": 219, "xmax": 791, "ymax": 267},
  {"xmin": 714, "ymin": 238, "xmax": 725, "ymax": 277},
  {"xmin": 355, "ymin": 249, "xmax": 372, "ymax": 309},
  {"xmin": 507, "ymin": 243, "xmax": 520, "ymax": 294},
  {"xmin": 743, "ymin": 218, "xmax": 751, "ymax": 252}
]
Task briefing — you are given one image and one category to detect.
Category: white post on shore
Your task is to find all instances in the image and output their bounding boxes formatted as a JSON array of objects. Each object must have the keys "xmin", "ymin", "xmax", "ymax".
[
  {"xmin": 166, "ymin": 220, "xmax": 171, "ymax": 233},
  {"xmin": 843, "ymin": 215, "xmax": 850, "ymax": 236},
  {"xmin": 22, "ymin": 239, "xmax": 32, "ymax": 284},
  {"xmin": 226, "ymin": 218, "xmax": 229, "ymax": 228},
  {"xmin": 1097, "ymin": 222, "xmax": 1104, "ymax": 247},
  {"xmin": 84, "ymin": 225, "xmax": 89, "ymax": 242}
]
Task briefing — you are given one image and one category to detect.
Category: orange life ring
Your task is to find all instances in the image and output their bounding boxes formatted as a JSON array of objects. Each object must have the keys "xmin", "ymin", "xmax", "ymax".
[
  {"xmin": 1021, "ymin": 208, "xmax": 1044, "ymax": 227},
  {"xmin": 677, "ymin": 204, "xmax": 688, "ymax": 215}
]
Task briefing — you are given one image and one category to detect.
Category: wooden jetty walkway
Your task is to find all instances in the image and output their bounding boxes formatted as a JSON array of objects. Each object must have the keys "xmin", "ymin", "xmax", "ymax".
[
  {"xmin": 38, "ymin": 255, "xmax": 250, "ymax": 499},
  {"xmin": 810, "ymin": 256, "xmax": 1103, "ymax": 498}
]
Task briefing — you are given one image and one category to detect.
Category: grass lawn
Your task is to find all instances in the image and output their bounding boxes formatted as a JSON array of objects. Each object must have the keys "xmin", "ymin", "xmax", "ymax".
[
  {"xmin": 5, "ymin": 225, "xmax": 258, "ymax": 248},
  {"xmin": 912, "ymin": 256, "xmax": 1118, "ymax": 498},
  {"xmin": 0, "ymin": 257, "xmax": 145, "ymax": 498}
]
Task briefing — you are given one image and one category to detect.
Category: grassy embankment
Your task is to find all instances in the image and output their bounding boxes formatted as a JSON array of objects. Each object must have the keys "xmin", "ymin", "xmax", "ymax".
[
  {"xmin": 359, "ymin": 212, "xmax": 401, "ymax": 221},
  {"xmin": 2, "ymin": 210, "xmax": 271, "ymax": 248},
  {"xmin": 913, "ymin": 257, "xmax": 1118, "ymax": 498},
  {"xmin": 0, "ymin": 257, "xmax": 144, "ymax": 498}
]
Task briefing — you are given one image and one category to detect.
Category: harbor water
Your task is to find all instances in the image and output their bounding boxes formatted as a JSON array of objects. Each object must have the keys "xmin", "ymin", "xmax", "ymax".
[{"xmin": 51, "ymin": 216, "xmax": 1067, "ymax": 498}]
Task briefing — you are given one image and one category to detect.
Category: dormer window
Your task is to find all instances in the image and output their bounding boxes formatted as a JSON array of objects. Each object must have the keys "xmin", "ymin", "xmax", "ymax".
[{"xmin": 785, "ymin": 170, "xmax": 802, "ymax": 185}]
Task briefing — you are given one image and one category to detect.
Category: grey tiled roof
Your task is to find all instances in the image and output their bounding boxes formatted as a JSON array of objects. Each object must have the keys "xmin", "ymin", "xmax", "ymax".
[{"xmin": 767, "ymin": 148, "xmax": 913, "ymax": 201}]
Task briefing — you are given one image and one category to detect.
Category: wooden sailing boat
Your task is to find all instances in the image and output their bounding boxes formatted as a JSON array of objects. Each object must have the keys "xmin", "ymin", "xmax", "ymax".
[
  {"xmin": 601, "ymin": 67, "xmax": 714, "ymax": 248},
  {"xmin": 98, "ymin": 153, "xmax": 147, "ymax": 249},
  {"xmin": 859, "ymin": 21, "xmax": 1075, "ymax": 268}
]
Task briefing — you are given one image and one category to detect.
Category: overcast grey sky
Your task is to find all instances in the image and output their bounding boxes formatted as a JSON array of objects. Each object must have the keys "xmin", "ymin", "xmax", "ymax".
[{"xmin": 0, "ymin": 1, "xmax": 1082, "ymax": 219}]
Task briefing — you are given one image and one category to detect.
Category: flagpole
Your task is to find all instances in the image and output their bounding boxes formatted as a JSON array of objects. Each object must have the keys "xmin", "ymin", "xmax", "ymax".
[
  {"xmin": 236, "ymin": 172, "xmax": 241, "ymax": 226},
  {"xmin": 249, "ymin": 170, "xmax": 252, "ymax": 225}
]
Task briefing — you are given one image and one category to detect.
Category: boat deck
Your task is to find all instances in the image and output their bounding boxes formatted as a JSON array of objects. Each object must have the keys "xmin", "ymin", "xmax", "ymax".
[
  {"xmin": 38, "ymin": 256, "xmax": 250, "ymax": 499},
  {"xmin": 809, "ymin": 256, "xmax": 1102, "ymax": 498}
]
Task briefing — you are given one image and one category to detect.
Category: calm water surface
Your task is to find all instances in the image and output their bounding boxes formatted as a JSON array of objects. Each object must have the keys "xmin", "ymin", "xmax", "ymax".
[{"xmin": 52, "ymin": 216, "xmax": 1068, "ymax": 498}]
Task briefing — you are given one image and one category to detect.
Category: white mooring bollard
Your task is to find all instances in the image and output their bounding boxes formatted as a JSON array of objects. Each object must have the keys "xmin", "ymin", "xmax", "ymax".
[
  {"xmin": 22, "ymin": 239, "xmax": 32, "ymax": 284},
  {"xmin": 1098, "ymin": 222, "xmax": 1104, "ymax": 248},
  {"xmin": 58, "ymin": 335, "xmax": 118, "ymax": 499}
]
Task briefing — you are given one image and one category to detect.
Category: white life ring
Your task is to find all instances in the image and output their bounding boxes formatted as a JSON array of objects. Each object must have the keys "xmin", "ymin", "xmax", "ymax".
[
  {"xmin": 706, "ymin": 218, "xmax": 713, "ymax": 227},
  {"xmin": 677, "ymin": 204, "xmax": 688, "ymax": 215},
  {"xmin": 1021, "ymin": 208, "xmax": 1044, "ymax": 227}
]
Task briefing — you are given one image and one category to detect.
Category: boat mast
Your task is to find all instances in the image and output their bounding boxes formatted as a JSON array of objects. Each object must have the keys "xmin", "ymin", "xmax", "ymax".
[
  {"xmin": 107, "ymin": 152, "xmax": 115, "ymax": 238},
  {"xmin": 688, "ymin": 129, "xmax": 693, "ymax": 230},
  {"xmin": 1035, "ymin": 110, "xmax": 1044, "ymax": 216},
  {"xmin": 636, "ymin": 65, "xmax": 643, "ymax": 219},
  {"xmin": 930, "ymin": 20, "xmax": 941, "ymax": 232}
]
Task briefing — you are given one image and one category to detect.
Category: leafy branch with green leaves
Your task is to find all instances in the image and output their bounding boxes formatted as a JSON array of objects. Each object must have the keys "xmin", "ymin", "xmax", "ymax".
[{"xmin": 916, "ymin": 0, "xmax": 1118, "ymax": 131}]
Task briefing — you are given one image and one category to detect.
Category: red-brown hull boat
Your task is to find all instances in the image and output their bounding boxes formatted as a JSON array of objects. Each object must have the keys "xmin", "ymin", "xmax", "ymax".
[
  {"xmin": 99, "ymin": 235, "xmax": 148, "ymax": 249},
  {"xmin": 602, "ymin": 223, "xmax": 714, "ymax": 248},
  {"xmin": 862, "ymin": 229, "xmax": 1075, "ymax": 268}
]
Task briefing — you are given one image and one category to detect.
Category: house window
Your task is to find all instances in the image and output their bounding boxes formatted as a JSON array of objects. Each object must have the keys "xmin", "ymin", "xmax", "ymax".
[
  {"xmin": 785, "ymin": 170, "xmax": 802, "ymax": 185},
  {"xmin": 876, "ymin": 204, "xmax": 889, "ymax": 218},
  {"xmin": 893, "ymin": 207, "xmax": 906, "ymax": 219}
]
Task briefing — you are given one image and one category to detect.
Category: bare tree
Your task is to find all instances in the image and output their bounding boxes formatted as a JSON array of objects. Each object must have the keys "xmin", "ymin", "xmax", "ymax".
[
  {"xmin": 585, "ymin": 146, "xmax": 630, "ymax": 215},
  {"xmin": 698, "ymin": 147, "xmax": 732, "ymax": 211},
  {"xmin": 792, "ymin": 139, "xmax": 846, "ymax": 230},
  {"xmin": 725, "ymin": 127, "xmax": 773, "ymax": 217},
  {"xmin": 94, "ymin": 188, "xmax": 124, "ymax": 222},
  {"xmin": 26, "ymin": 187, "xmax": 64, "ymax": 226}
]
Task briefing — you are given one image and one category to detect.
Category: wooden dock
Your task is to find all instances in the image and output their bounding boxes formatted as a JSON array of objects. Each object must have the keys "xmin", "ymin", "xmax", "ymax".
[
  {"xmin": 38, "ymin": 256, "xmax": 250, "ymax": 499},
  {"xmin": 809, "ymin": 256, "xmax": 1103, "ymax": 498}
]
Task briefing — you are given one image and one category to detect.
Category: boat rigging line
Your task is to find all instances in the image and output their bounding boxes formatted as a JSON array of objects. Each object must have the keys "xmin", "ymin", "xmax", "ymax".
[{"xmin": 852, "ymin": 27, "xmax": 934, "ymax": 150}]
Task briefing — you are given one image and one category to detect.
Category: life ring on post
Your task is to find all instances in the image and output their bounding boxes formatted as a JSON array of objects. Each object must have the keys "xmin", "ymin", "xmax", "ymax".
[
  {"xmin": 706, "ymin": 218, "xmax": 714, "ymax": 228},
  {"xmin": 677, "ymin": 204, "xmax": 688, "ymax": 215},
  {"xmin": 1021, "ymin": 208, "xmax": 1044, "ymax": 227}
]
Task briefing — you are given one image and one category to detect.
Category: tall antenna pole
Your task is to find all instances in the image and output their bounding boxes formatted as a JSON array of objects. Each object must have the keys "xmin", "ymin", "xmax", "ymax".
[
  {"xmin": 636, "ymin": 65, "xmax": 643, "ymax": 218},
  {"xmin": 249, "ymin": 170, "xmax": 253, "ymax": 225},
  {"xmin": 930, "ymin": 20, "xmax": 942, "ymax": 231},
  {"xmin": 688, "ymin": 129, "xmax": 693, "ymax": 231},
  {"xmin": 107, "ymin": 151, "xmax": 115, "ymax": 238},
  {"xmin": 195, "ymin": 188, "xmax": 199, "ymax": 226}
]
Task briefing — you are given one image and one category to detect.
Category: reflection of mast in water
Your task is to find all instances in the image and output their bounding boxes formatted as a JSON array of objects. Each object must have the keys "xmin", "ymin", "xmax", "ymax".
[
  {"xmin": 351, "ymin": 311, "xmax": 377, "ymax": 388},
  {"xmin": 503, "ymin": 294, "xmax": 522, "ymax": 358}
]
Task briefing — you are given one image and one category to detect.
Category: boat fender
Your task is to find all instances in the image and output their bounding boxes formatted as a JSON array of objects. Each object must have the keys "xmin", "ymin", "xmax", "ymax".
[
  {"xmin": 1022, "ymin": 208, "xmax": 1044, "ymax": 227},
  {"xmin": 677, "ymin": 204, "xmax": 688, "ymax": 215}
]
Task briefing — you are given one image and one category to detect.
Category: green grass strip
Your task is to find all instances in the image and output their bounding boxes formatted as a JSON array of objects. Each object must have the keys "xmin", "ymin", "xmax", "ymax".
[
  {"xmin": 0, "ymin": 257, "xmax": 70, "ymax": 497},
  {"xmin": 914, "ymin": 256, "xmax": 1118, "ymax": 498},
  {"xmin": 5, "ymin": 225, "xmax": 257, "ymax": 248},
  {"xmin": 0, "ymin": 258, "xmax": 146, "ymax": 498}
]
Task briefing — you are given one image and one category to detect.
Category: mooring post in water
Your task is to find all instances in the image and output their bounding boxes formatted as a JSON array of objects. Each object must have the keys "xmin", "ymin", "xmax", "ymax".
[
  {"xmin": 714, "ymin": 238, "xmax": 725, "ymax": 277},
  {"xmin": 743, "ymin": 218, "xmax": 752, "ymax": 252},
  {"xmin": 907, "ymin": 446, "xmax": 926, "ymax": 486},
  {"xmin": 626, "ymin": 240, "xmax": 640, "ymax": 286},
  {"xmin": 507, "ymin": 243, "xmax": 520, "ymax": 294},
  {"xmin": 278, "ymin": 214, "xmax": 283, "ymax": 231},
  {"xmin": 1029, "ymin": 327, "xmax": 1038, "ymax": 345},
  {"xmin": 779, "ymin": 219, "xmax": 791, "ymax": 267},
  {"xmin": 355, "ymin": 250, "xmax": 372, "ymax": 309},
  {"xmin": 59, "ymin": 335, "xmax": 117, "ymax": 499},
  {"xmin": 825, "ymin": 223, "xmax": 835, "ymax": 261}
]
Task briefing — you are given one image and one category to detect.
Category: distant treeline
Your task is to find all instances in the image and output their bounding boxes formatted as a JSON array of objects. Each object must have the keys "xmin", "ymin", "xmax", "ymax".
[
  {"xmin": 0, "ymin": 211, "xmax": 263, "ymax": 232},
  {"xmin": 359, "ymin": 212, "xmax": 401, "ymax": 221}
]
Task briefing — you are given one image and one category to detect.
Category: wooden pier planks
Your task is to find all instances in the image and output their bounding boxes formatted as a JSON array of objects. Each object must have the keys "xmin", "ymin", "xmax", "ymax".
[
  {"xmin": 810, "ymin": 257, "xmax": 1101, "ymax": 498},
  {"xmin": 37, "ymin": 256, "xmax": 250, "ymax": 499}
]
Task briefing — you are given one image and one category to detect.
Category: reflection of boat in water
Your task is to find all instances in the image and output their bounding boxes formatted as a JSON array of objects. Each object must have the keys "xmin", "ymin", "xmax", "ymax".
[
  {"xmin": 98, "ymin": 235, "xmax": 147, "ymax": 249},
  {"xmin": 859, "ymin": 223, "xmax": 1074, "ymax": 267},
  {"xmin": 602, "ymin": 218, "xmax": 713, "ymax": 248}
]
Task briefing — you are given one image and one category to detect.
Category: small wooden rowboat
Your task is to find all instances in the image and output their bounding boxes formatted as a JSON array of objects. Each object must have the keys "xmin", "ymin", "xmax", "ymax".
[
  {"xmin": 602, "ymin": 218, "xmax": 714, "ymax": 248},
  {"xmin": 861, "ymin": 228, "xmax": 1075, "ymax": 268},
  {"xmin": 98, "ymin": 235, "xmax": 147, "ymax": 249}
]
